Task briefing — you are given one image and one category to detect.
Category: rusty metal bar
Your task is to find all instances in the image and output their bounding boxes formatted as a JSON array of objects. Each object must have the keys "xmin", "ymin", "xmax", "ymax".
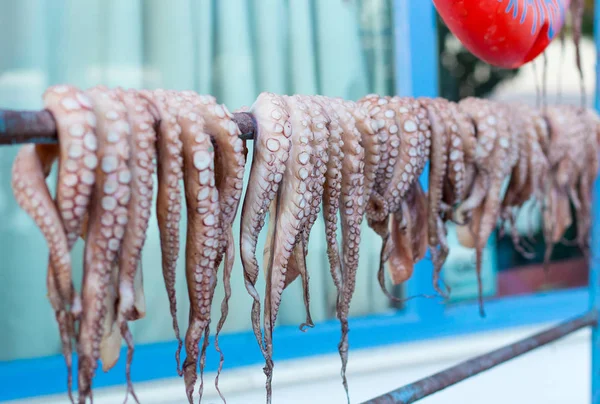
[
  {"xmin": 362, "ymin": 310, "xmax": 598, "ymax": 404},
  {"xmin": 0, "ymin": 108, "xmax": 257, "ymax": 145}
]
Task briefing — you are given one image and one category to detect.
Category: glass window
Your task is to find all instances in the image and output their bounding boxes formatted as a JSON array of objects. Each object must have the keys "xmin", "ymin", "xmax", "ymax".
[
  {"xmin": 0, "ymin": 0, "xmax": 400, "ymax": 362},
  {"xmin": 437, "ymin": 8, "xmax": 594, "ymax": 305}
]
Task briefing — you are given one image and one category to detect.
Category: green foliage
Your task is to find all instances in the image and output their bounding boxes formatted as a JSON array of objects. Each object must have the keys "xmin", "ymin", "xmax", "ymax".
[
  {"xmin": 436, "ymin": 15, "xmax": 519, "ymax": 102},
  {"xmin": 583, "ymin": 0, "xmax": 594, "ymax": 37}
]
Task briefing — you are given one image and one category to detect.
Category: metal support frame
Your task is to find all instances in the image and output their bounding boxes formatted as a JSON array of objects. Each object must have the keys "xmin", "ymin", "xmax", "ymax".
[{"xmin": 362, "ymin": 311, "xmax": 598, "ymax": 404}]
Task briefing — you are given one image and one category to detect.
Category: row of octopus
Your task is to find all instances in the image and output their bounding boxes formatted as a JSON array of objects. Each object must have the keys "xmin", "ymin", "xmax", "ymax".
[{"xmin": 11, "ymin": 85, "xmax": 600, "ymax": 404}]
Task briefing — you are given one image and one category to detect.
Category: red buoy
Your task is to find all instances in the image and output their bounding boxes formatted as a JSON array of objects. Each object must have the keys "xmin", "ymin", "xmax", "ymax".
[{"xmin": 433, "ymin": 0, "xmax": 569, "ymax": 68}]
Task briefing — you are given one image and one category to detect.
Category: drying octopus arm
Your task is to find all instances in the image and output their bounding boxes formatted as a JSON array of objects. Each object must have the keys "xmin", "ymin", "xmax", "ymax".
[{"xmin": 77, "ymin": 86, "xmax": 132, "ymax": 403}]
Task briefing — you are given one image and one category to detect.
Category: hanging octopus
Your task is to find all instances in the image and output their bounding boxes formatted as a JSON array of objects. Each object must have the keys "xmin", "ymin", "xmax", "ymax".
[
  {"xmin": 278, "ymin": 94, "xmax": 331, "ymax": 328},
  {"xmin": 11, "ymin": 84, "xmax": 96, "ymax": 402},
  {"xmin": 358, "ymin": 95, "xmax": 428, "ymax": 297},
  {"xmin": 11, "ymin": 85, "xmax": 600, "ymax": 404},
  {"xmin": 176, "ymin": 91, "xmax": 246, "ymax": 399},
  {"xmin": 239, "ymin": 92, "xmax": 292, "ymax": 404},
  {"xmin": 499, "ymin": 103, "xmax": 549, "ymax": 259},
  {"xmin": 453, "ymin": 98, "xmax": 519, "ymax": 316},
  {"xmin": 542, "ymin": 105, "xmax": 599, "ymax": 264}
]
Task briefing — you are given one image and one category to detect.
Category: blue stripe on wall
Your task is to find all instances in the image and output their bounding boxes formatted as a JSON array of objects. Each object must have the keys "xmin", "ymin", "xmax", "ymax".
[{"xmin": 0, "ymin": 288, "xmax": 588, "ymax": 401}]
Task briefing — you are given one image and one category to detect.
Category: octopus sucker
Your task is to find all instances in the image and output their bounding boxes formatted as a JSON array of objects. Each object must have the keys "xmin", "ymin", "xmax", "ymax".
[
  {"xmin": 358, "ymin": 94, "xmax": 389, "ymax": 198},
  {"xmin": 139, "ymin": 89, "xmax": 185, "ymax": 373},
  {"xmin": 240, "ymin": 92, "xmax": 291, "ymax": 402},
  {"xmin": 500, "ymin": 104, "xmax": 548, "ymax": 258},
  {"xmin": 360, "ymin": 95, "xmax": 396, "ymax": 253},
  {"xmin": 77, "ymin": 86, "xmax": 132, "ymax": 403},
  {"xmin": 419, "ymin": 98, "xmax": 451, "ymax": 296},
  {"xmin": 44, "ymin": 85, "xmax": 97, "ymax": 308},
  {"xmin": 281, "ymin": 95, "xmax": 330, "ymax": 330},
  {"xmin": 374, "ymin": 97, "xmax": 427, "ymax": 299},
  {"xmin": 177, "ymin": 91, "xmax": 246, "ymax": 395},
  {"xmin": 576, "ymin": 108, "xmax": 600, "ymax": 252},
  {"xmin": 453, "ymin": 98, "xmax": 516, "ymax": 316},
  {"xmin": 175, "ymin": 98, "xmax": 222, "ymax": 403},
  {"xmin": 360, "ymin": 95, "xmax": 398, "ymax": 219},
  {"xmin": 542, "ymin": 107, "xmax": 578, "ymax": 263},
  {"xmin": 454, "ymin": 99, "xmax": 500, "ymax": 244},
  {"xmin": 443, "ymin": 101, "xmax": 469, "ymax": 209},
  {"xmin": 458, "ymin": 98, "xmax": 498, "ymax": 171},
  {"xmin": 25, "ymin": 84, "xmax": 99, "ymax": 401},
  {"xmin": 329, "ymin": 97, "xmax": 366, "ymax": 404},
  {"xmin": 11, "ymin": 144, "xmax": 78, "ymax": 401},
  {"xmin": 262, "ymin": 95, "xmax": 315, "ymax": 401},
  {"xmin": 313, "ymin": 96, "xmax": 344, "ymax": 295},
  {"xmin": 101, "ymin": 87, "xmax": 157, "ymax": 401},
  {"xmin": 473, "ymin": 105, "xmax": 515, "ymax": 316},
  {"xmin": 343, "ymin": 99, "xmax": 380, "ymax": 202},
  {"xmin": 548, "ymin": 106, "xmax": 598, "ymax": 258}
]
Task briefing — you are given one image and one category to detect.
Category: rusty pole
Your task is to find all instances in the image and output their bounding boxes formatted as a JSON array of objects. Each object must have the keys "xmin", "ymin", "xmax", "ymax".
[
  {"xmin": 0, "ymin": 108, "xmax": 257, "ymax": 145},
  {"xmin": 362, "ymin": 311, "xmax": 598, "ymax": 404}
]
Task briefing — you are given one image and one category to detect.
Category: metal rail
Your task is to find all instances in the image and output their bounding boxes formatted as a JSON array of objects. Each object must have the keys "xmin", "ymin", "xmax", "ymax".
[
  {"xmin": 362, "ymin": 310, "xmax": 599, "ymax": 404},
  {"xmin": 0, "ymin": 108, "xmax": 257, "ymax": 144}
]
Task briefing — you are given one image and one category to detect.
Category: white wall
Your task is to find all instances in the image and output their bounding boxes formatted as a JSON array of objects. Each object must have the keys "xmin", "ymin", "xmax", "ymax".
[{"xmin": 13, "ymin": 323, "xmax": 590, "ymax": 404}]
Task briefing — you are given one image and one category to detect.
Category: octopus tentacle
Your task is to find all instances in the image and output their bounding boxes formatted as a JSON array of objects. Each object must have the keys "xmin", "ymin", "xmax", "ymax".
[
  {"xmin": 139, "ymin": 89, "xmax": 185, "ymax": 373},
  {"xmin": 240, "ymin": 92, "xmax": 291, "ymax": 402},
  {"xmin": 313, "ymin": 96, "xmax": 344, "ymax": 295},
  {"xmin": 45, "ymin": 85, "xmax": 97, "ymax": 307},
  {"xmin": 444, "ymin": 101, "xmax": 468, "ymax": 208},
  {"xmin": 36, "ymin": 85, "xmax": 98, "ymax": 400},
  {"xmin": 178, "ymin": 91, "xmax": 246, "ymax": 395},
  {"xmin": 542, "ymin": 106, "xmax": 580, "ymax": 264},
  {"xmin": 387, "ymin": 181, "xmax": 428, "ymax": 284},
  {"xmin": 460, "ymin": 98, "xmax": 498, "ymax": 171},
  {"xmin": 419, "ymin": 98, "xmax": 451, "ymax": 296},
  {"xmin": 11, "ymin": 144, "xmax": 77, "ymax": 401},
  {"xmin": 263, "ymin": 95, "xmax": 315, "ymax": 400},
  {"xmin": 176, "ymin": 99, "xmax": 222, "ymax": 403},
  {"xmin": 449, "ymin": 104, "xmax": 477, "ymax": 219},
  {"xmin": 392, "ymin": 99, "xmax": 430, "ymax": 210},
  {"xmin": 99, "ymin": 261, "xmax": 121, "ymax": 373},
  {"xmin": 576, "ymin": 108, "xmax": 600, "ymax": 252},
  {"xmin": 214, "ymin": 229, "xmax": 235, "ymax": 401},
  {"xmin": 78, "ymin": 86, "xmax": 132, "ymax": 403},
  {"xmin": 473, "ymin": 105, "xmax": 514, "ymax": 316},
  {"xmin": 344, "ymin": 100, "xmax": 380, "ymax": 203},
  {"xmin": 282, "ymin": 95, "xmax": 331, "ymax": 330},
  {"xmin": 329, "ymin": 97, "xmax": 366, "ymax": 404},
  {"xmin": 358, "ymin": 94, "xmax": 389, "ymax": 198},
  {"xmin": 376, "ymin": 98, "xmax": 427, "ymax": 297},
  {"xmin": 110, "ymin": 88, "xmax": 157, "ymax": 401},
  {"xmin": 499, "ymin": 104, "xmax": 534, "ymax": 257},
  {"xmin": 455, "ymin": 99, "xmax": 500, "ymax": 246},
  {"xmin": 361, "ymin": 95, "xmax": 398, "ymax": 223}
]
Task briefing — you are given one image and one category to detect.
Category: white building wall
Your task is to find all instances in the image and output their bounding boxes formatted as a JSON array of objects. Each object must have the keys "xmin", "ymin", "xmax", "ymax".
[{"xmin": 13, "ymin": 323, "xmax": 590, "ymax": 404}]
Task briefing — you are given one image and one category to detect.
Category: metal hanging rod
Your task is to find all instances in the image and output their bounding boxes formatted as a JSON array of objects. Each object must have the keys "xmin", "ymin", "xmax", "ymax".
[
  {"xmin": 361, "ymin": 310, "xmax": 599, "ymax": 404},
  {"xmin": 0, "ymin": 108, "xmax": 257, "ymax": 145}
]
